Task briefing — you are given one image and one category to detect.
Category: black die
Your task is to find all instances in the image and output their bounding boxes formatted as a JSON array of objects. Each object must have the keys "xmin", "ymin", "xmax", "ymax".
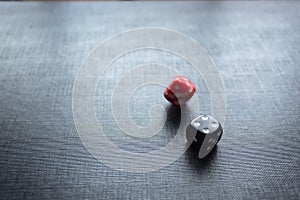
[{"xmin": 186, "ymin": 115, "xmax": 223, "ymax": 158}]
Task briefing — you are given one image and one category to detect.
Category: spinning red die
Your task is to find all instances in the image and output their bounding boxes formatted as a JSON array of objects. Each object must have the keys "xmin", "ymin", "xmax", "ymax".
[{"xmin": 164, "ymin": 76, "xmax": 196, "ymax": 106}]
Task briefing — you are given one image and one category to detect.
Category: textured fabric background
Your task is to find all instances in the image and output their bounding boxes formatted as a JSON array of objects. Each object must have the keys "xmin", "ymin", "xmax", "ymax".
[{"xmin": 0, "ymin": 1, "xmax": 299, "ymax": 199}]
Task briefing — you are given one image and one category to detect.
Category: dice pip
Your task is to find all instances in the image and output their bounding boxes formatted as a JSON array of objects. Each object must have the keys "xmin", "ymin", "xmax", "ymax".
[{"xmin": 186, "ymin": 115, "xmax": 223, "ymax": 159}]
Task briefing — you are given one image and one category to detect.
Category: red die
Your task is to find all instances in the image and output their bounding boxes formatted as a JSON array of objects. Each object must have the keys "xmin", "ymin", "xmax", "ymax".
[{"xmin": 164, "ymin": 76, "xmax": 196, "ymax": 106}]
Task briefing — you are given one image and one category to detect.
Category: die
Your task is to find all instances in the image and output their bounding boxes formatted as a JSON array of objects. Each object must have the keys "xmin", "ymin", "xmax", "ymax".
[
  {"xmin": 164, "ymin": 76, "xmax": 196, "ymax": 106},
  {"xmin": 186, "ymin": 115, "xmax": 223, "ymax": 159}
]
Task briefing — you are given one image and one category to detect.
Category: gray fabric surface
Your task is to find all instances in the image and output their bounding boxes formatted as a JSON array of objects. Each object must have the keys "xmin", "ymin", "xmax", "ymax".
[{"xmin": 0, "ymin": 1, "xmax": 299, "ymax": 199}]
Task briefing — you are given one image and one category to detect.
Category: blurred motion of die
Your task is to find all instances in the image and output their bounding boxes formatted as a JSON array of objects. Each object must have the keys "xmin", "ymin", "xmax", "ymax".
[{"xmin": 164, "ymin": 76, "xmax": 196, "ymax": 106}]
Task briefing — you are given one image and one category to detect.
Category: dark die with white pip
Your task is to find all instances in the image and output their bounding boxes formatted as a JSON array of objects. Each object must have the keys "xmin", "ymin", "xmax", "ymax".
[{"xmin": 186, "ymin": 115, "xmax": 223, "ymax": 159}]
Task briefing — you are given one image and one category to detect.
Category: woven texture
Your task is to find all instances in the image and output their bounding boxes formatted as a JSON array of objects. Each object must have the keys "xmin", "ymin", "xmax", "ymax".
[{"xmin": 0, "ymin": 1, "xmax": 299, "ymax": 199}]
